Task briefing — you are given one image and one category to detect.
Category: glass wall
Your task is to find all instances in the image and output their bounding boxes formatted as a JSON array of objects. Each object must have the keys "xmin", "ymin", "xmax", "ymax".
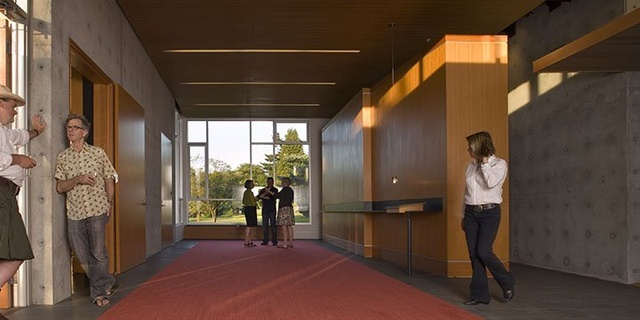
[{"xmin": 187, "ymin": 120, "xmax": 310, "ymax": 225}]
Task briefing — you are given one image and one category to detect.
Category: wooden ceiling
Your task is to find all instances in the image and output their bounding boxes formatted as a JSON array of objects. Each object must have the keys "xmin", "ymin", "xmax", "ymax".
[{"xmin": 116, "ymin": 0, "xmax": 544, "ymax": 119}]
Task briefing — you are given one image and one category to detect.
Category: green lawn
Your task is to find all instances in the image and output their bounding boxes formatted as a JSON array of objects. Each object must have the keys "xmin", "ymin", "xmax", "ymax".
[{"xmin": 189, "ymin": 212, "xmax": 309, "ymax": 225}]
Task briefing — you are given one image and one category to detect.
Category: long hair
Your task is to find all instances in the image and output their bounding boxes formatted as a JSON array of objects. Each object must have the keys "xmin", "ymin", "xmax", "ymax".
[{"xmin": 466, "ymin": 131, "xmax": 496, "ymax": 158}]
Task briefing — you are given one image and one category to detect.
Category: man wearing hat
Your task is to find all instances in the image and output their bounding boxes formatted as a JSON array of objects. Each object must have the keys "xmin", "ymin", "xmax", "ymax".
[{"xmin": 0, "ymin": 84, "xmax": 46, "ymax": 295}]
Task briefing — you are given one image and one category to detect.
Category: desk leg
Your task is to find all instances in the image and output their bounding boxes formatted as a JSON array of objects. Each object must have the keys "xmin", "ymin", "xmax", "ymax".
[{"xmin": 407, "ymin": 212, "xmax": 412, "ymax": 275}]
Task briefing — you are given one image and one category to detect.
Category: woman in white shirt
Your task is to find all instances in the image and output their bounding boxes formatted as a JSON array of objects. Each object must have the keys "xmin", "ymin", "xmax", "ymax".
[{"xmin": 461, "ymin": 131, "xmax": 515, "ymax": 305}]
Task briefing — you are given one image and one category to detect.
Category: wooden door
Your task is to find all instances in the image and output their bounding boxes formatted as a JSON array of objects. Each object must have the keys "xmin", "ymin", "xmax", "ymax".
[
  {"xmin": 161, "ymin": 132, "xmax": 173, "ymax": 248},
  {"xmin": 114, "ymin": 85, "xmax": 146, "ymax": 273}
]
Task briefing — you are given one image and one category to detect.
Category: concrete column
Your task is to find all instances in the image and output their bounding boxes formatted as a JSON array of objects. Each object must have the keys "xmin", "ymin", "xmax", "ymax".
[
  {"xmin": 28, "ymin": 0, "xmax": 71, "ymax": 304},
  {"xmin": 628, "ymin": 71, "xmax": 640, "ymax": 284}
]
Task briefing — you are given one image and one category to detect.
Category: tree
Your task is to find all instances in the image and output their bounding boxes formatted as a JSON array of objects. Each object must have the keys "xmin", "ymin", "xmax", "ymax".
[
  {"xmin": 275, "ymin": 129, "xmax": 309, "ymax": 186},
  {"xmin": 188, "ymin": 154, "xmax": 208, "ymax": 221},
  {"xmin": 235, "ymin": 163, "xmax": 269, "ymax": 187},
  {"xmin": 260, "ymin": 153, "xmax": 277, "ymax": 178},
  {"xmin": 208, "ymin": 159, "xmax": 244, "ymax": 219}
]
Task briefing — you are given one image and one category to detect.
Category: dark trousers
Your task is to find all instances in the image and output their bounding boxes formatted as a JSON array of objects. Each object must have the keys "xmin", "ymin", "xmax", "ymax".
[
  {"xmin": 463, "ymin": 206, "xmax": 514, "ymax": 302},
  {"xmin": 262, "ymin": 209, "xmax": 278, "ymax": 244}
]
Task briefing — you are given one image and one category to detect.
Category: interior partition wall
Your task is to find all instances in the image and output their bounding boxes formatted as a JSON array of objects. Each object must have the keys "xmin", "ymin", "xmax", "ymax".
[{"xmin": 322, "ymin": 35, "xmax": 509, "ymax": 277}]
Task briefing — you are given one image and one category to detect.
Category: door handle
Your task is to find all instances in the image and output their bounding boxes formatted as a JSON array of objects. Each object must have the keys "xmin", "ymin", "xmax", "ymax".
[{"xmin": 139, "ymin": 200, "xmax": 147, "ymax": 206}]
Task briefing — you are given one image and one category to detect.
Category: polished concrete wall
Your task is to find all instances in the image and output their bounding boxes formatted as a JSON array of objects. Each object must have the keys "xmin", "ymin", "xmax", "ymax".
[
  {"xmin": 28, "ymin": 0, "xmax": 176, "ymax": 304},
  {"xmin": 508, "ymin": 0, "xmax": 640, "ymax": 284}
]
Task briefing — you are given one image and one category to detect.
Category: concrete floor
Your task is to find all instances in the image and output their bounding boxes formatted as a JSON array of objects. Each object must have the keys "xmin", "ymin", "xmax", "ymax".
[{"xmin": 3, "ymin": 240, "xmax": 640, "ymax": 320}]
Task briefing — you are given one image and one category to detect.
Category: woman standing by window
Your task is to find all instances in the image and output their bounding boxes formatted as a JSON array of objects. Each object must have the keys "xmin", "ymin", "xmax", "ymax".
[
  {"xmin": 276, "ymin": 177, "xmax": 294, "ymax": 248},
  {"xmin": 242, "ymin": 180, "xmax": 257, "ymax": 247}
]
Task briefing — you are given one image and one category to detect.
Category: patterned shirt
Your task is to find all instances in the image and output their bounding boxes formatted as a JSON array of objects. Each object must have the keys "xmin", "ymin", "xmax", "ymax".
[{"xmin": 55, "ymin": 143, "xmax": 117, "ymax": 220}]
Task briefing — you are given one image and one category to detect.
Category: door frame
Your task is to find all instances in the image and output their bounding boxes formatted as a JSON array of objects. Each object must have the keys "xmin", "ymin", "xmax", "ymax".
[{"xmin": 69, "ymin": 40, "xmax": 116, "ymax": 274}]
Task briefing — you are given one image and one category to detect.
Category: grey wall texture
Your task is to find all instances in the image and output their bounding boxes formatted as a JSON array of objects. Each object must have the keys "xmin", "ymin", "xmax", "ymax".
[
  {"xmin": 27, "ymin": 0, "xmax": 177, "ymax": 304},
  {"xmin": 508, "ymin": 0, "xmax": 640, "ymax": 284}
]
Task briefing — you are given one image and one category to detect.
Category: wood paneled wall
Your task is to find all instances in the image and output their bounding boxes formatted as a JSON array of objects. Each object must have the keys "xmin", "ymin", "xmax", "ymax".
[
  {"xmin": 321, "ymin": 91, "xmax": 366, "ymax": 205},
  {"xmin": 321, "ymin": 35, "xmax": 509, "ymax": 277},
  {"xmin": 443, "ymin": 35, "xmax": 509, "ymax": 275},
  {"xmin": 322, "ymin": 89, "xmax": 370, "ymax": 255}
]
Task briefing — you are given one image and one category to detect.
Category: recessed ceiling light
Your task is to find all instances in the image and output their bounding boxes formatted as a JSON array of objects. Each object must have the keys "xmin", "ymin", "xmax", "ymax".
[
  {"xmin": 164, "ymin": 49, "xmax": 359, "ymax": 54},
  {"xmin": 181, "ymin": 81, "xmax": 336, "ymax": 85},
  {"xmin": 194, "ymin": 103, "xmax": 320, "ymax": 107}
]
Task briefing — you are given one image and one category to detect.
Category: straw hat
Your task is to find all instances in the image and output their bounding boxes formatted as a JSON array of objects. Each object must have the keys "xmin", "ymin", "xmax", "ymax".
[{"xmin": 0, "ymin": 84, "xmax": 26, "ymax": 106}]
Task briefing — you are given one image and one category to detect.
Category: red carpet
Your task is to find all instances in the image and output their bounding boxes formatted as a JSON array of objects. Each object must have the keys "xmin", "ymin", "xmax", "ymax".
[{"xmin": 99, "ymin": 240, "xmax": 481, "ymax": 320}]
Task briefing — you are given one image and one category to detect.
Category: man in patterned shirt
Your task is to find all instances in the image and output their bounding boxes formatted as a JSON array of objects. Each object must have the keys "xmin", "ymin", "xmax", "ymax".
[{"xmin": 54, "ymin": 114, "xmax": 117, "ymax": 307}]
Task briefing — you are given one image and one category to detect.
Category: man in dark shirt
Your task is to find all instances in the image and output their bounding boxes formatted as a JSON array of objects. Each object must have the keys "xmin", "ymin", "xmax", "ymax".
[{"xmin": 258, "ymin": 177, "xmax": 278, "ymax": 246}]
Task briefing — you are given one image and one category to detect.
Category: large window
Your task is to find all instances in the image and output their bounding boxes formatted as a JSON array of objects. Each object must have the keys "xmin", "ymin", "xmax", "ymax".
[{"xmin": 187, "ymin": 120, "xmax": 310, "ymax": 225}]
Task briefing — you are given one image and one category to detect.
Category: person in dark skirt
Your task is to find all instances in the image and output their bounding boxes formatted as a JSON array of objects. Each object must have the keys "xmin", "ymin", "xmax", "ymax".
[
  {"xmin": 242, "ymin": 179, "xmax": 258, "ymax": 247},
  {"xmin": 0, "ymin": 85, "xmax": 46, "ymax": 294}
]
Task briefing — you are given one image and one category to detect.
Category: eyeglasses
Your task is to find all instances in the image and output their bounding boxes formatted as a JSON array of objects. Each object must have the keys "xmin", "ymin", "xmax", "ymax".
[{"xmin": 66, "ymin": 125, "xmax": 85, "ymax": 131}]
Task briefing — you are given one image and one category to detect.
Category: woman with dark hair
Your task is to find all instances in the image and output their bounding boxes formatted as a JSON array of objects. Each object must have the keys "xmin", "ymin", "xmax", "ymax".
[
  {"xmin": 461, "ymin": 131, "xmax": 514, "ymax": 305},
  {"xmin": 242, "ymin": 179, "xmax": 257, "ymax": 247},
  {"xmin": 276, "ymin": 177, "xmax": 294, "ymax": 248}
]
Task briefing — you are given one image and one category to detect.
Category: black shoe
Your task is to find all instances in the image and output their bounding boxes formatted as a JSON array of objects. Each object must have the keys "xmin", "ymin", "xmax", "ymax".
[
  {"xmin": 463, "ymin": 299, "xmax": 489, "ymax": 305},
  {"xmin": 260, "ymin": 242, "xmax": 269, "ymax": 246},
  {"xmin": 272, "ymin": 243, "xmax": 278, "ymax": 246},
  {"xmin": 503, "ymin": 289, "xmax": 514, "ymax": 302}
]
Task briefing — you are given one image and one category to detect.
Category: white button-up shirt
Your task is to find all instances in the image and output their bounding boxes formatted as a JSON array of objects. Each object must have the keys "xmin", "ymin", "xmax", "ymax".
[
  {"xmin": 0, "ymin": 124, "xmax": 30, "ymax": 187},
  {"xmin": 464, "ymin": 155, "xmax": 507, "ymax": 206}
]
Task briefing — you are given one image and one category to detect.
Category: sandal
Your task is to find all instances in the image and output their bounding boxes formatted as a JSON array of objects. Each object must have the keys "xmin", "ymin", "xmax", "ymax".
[
  {"xmin": 93, "ymin": 296, "xmax": 110, "ymax": 307},
  {"xmin": 277, "ymin": 245, "xmax": 288, "ymax": 249},
  {"xmin": 106, "ymin": 282, "xmax": 120, "ymax": 297}
]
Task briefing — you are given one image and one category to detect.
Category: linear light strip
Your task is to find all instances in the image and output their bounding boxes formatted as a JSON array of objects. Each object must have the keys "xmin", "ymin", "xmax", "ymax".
[
  {"xmin": 194, "ymin": 103, "xmax": 320, "ymax": 107},
  {"xmin": 164, "ymin": 49, "xmax": 359, "ymax": 54},
  {"xmin": 181, "ymin": 81, "xmax": 336, "ymax": 85}
]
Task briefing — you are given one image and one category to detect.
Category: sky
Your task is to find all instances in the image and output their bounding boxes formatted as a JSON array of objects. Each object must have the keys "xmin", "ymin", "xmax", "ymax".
[{"xmin": 188, "ymin": 120, "xmax": 308, "ymax": 170}]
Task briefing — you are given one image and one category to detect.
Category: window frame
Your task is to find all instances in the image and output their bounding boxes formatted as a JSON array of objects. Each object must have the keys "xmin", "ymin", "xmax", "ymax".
[{"xmin": 186, "ymin": 119, "xmax": 310, "ymax": 225}]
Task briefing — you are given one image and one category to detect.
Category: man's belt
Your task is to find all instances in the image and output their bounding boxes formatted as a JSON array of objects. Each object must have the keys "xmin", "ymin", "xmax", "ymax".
[{"xmin": 466, "ymin": 203, "xmax": 499, "ymax": 212}]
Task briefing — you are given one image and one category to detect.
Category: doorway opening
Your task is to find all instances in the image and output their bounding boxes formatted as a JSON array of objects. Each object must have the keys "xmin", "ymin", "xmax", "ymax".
[{"xmin": 69, "ymin": 40, "xmax": 115, "ymax": 294}]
